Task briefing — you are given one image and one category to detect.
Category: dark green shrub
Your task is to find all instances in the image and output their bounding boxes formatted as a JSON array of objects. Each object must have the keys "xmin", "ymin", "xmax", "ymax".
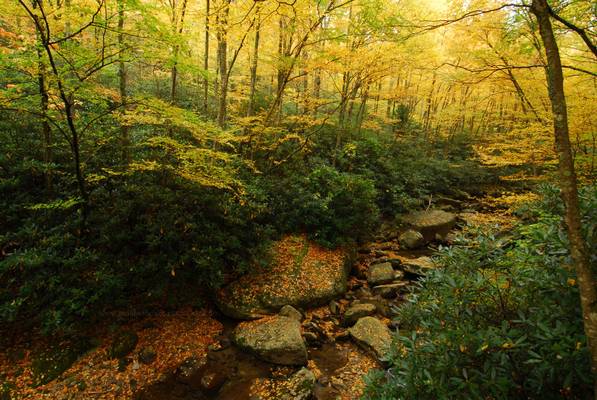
[
  {"xmin": 0, "ymin": 166, "xmax": 271, "ymax": 333},
  {"xmin": 363, "ymin": 186, "xmax": 595, "ymax": 399},
  {"xmin": 260, "ymin": 165, "xmax": 380, "ymax": 247}
]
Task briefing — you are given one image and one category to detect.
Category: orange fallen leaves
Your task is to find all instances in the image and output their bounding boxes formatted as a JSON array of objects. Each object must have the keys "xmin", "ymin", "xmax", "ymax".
[{"xmin": 0, "ymin": 308, "xmax": 222, "ymax": 399}]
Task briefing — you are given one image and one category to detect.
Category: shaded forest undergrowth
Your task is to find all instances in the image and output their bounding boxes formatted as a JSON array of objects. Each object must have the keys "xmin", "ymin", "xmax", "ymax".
[
  {"xmin": 1, "ymin": 129, "xmax": 497, "ymax": 336},
  {"xmin": 2, "ymin": 124, "xmax": 596, "ymax": 398}
]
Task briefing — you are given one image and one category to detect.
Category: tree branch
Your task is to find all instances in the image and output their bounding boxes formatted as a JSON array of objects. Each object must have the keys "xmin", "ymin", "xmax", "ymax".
[{"xmin": 548, "ymin": 4, "xmax": 597, "ymax": 59}]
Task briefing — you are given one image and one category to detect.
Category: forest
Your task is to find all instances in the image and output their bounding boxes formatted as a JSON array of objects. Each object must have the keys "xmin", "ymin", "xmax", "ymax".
[{"xmin": 0, "ymin": 0, "xmax": 595, "ymax": 398}]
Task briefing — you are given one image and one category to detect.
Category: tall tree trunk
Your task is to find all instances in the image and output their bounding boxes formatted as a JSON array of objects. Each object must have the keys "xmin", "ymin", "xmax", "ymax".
[
  {"xmin": 276, "ymin": 16, "xmax": 286, "ymax": 124},
  {"xmin": 171, "ymin": 0, "xmax": 188, "ymax": 104},
  {"xmin": 216, "ymin": 0, "xmax": 230, "ymax": 127},
  {"xmin": 203, "ymin": 0, "xmax": 210, "ymax": 114},
  {"xmin": 356, "ymin": 83, "xmax": 369, "ymax": 132},
  {"xmin": 117, "ymin": 0, "xmax": 130, "ymax": 164},
  {"xmin": 23, "ymin": 0, "xmax": 89, "ymax": 218},
  {"xmin": 338, "ymin": 71, "xmax": 351, "ymax": 128},
  {"xmin": 424, "ymin": 72, "xmax": 437, "ymax": 135},
  {"xmin": 247, "ymin": 4, "xmax": 260, "ymax": 117},
  {"xmin": 34, "ymin": 0, "xmax": 52, "ymax": 192},
  {"xmin": 300, "ymin": 52, "xmax": 308, "ymax": 114},
  {"xmin": 532, "ymin": 1, "xmax": 597, "ymax": 394},
  {"xmin": 374, "ymin": 79, "xmax": 382, "ymax": 114}
]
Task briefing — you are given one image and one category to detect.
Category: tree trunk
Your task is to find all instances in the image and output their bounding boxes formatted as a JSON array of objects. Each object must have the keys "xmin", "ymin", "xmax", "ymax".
[
  {"xmin": 276, "ymin": 16, "xmax": 286, "ymax": 124},
  {"xmin": 203, "ymin": 0, "xmax": 210, "ymax": 114},
  {"xmin": 171, "ymin": 0, "xmax": 188, "ymax": 104},
  {"xmin": 356, "ymin": 83, "xmax": 369, "ymax": 133},
  {"xmin": 424, "ymin": 72, "xmax": 436, "ymax": 135},
  {"xmin": 532, "ymin": 1, "xmax": 597, "ymax": 395},
  {"xmin": 117, "ymin": 0, "xmax": 130, "ymax": 164},
  {"xmin": 216, "ymin": 0, "xmax": 230, "ymax": 127},
  {"xmin": 25, "ymin": 0, "xmax": 89, "ymax": 217},
  {"xmin": 247, "ymin": 4, "xmax": 260, "ymax": 117},
  {"xmin": 34, "ymin": 0, "xmax": 52, "ymax": 192}
]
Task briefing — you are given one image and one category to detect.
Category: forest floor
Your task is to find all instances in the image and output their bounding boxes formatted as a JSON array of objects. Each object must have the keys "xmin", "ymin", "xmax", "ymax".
[{"xmin": 0, "ymin": 167, "xmax": 542, "ymax": 400}]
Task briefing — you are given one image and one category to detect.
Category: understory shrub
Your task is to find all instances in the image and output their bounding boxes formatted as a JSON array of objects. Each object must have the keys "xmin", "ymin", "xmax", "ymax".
[
  {"xmin": 363, "ymin": 184, "xmax": 595, "ymax": 399},
  {"xmin": 0, "ymin": 168, "xmax": 270, "ymax": 334},
  {"xmin": 258, "ymin": 165, "xmax": 380, "ymax": 247}
]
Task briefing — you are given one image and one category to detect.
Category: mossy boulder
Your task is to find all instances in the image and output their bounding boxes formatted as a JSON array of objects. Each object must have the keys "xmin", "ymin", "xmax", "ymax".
[
  {"xmin": 343, "ymin": 303, "xmax": 376, "ymax": 327},
  {"xmin": 368, "ymin": 262, "xmax": 394, "ymax": 286},
  {"xmin": 402, "ymin": 210, "xmax": 457, "ymax": 242},
  {"xmin": 109, "ymin": 330, "xmax": 138, "ymax": 359},
  {"xmin": 232, "ymin": 316, "xmax": 307, "ymax": 365},
  {"xmin": 348, "ymin": 317, "xmax": 392, "ymax": 362},
  {"xmin": 31, "ymin": 337, "xmax": 93, "ymax": 386},
  {"xmin": 217, "ymin": 236, "xmax": 351, "ymax": 319},
  {"xmin": 398, "ymin": 229, "xmax": 425, "ymax": 249}
]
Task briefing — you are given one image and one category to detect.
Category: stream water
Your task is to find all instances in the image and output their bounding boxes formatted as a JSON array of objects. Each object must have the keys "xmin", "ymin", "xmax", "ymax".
[{"xmin": 135, "ymin": 185, "xmax": 521, "ymax": 400}]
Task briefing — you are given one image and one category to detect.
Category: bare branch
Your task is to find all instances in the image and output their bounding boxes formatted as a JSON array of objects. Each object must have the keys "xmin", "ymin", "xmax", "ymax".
[{"xmin": 548, "ymin": 4, "xmax": 597, "ymax": 59}]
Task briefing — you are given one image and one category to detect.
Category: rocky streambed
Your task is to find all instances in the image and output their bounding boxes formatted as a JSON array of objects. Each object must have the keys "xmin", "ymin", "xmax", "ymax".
[{"xmin": 135, "ymin": 207, "xmax": 463, "ymax": 400}]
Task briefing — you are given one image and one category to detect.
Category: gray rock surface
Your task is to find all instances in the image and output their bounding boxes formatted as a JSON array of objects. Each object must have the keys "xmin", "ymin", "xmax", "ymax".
[
  {"xmin": 401, "ymin": 256, "xmax": 435, "ymax": 276},
  {"xmin": 232, "ymin": 316, "xmax": 307, "ymax": 365},
  {"xmin": 279, "ymin": 305, "xmax": 303, "ymax": 321},
  {"xmin": 398, "ymin": 229, "xmax": 425, "ymax": 249},
  {"xmin": 403, "ymin": 210, "xmax": 457, "ymax": 242},
  {"xmin": 348, "ymin": 317, "xmax": 393, "ymax": 361},
  {"xmin": 343, "ymin": 303, "xmax": 376, "ymax": 326},
  {"xmin": 368, "ymin": 262, "xmax": 394, "ymax": 286},
  {"xmin": 372, "ymin": 282, "xmax": 408, "ymax": 299}
]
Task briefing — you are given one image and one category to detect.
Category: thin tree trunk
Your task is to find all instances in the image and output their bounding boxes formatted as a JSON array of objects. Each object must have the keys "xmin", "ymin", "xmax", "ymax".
[
  {"xmin": 374, "ymin": 79, "xmax": 382, "ymax": 114},
  {"xmin": 117, "ymin": 0, "xmax": 130, "ymax": 164},
  {"xmin": 263, "ymin": 0, "xmax": 338, "ymax": 126},
  {"xmin": 356, "ymin": 83, "xmax": 369, "ymax": 132},
  {"xmin": 216, "ymin": 0, "xmax": 230, "ymax": 127},
  {"xmin": 276, "ymin": 16, "xmax": 286, "ymax": 124},
  {"xmin": 171, "ymin": 0, "xmax": 188, "ymax": 104},
  {"xmin": 25, "ymin": 1, "xmax": 89, "ymax": 217},
  {"xmin": 247, "ymin": 4, "xmax": 260, "ymax": 117},
  {"xmin": 300, "ymin": 51, "xmax": 308, "ymax": 114},
  {"xmin": 424, "ymin": 72, "xmax": 437, "ymax": 135},
  {"xmin": 34, "ymin": 0, "xmax": 52, "ymax": 192},
  {"xmin": 532, "ymin": 1, "xmax": 597, "ymax": 395},
  {"xmin": 203, "ymin": 0, "xmax": 210, "ymax": 114}
]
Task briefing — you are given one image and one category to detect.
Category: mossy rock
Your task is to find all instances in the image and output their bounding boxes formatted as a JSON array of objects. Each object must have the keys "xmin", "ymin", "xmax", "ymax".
[
  {"xmin": 110, "ymin": 331, "xmax": 138, "ymax": 359},
  {"xmin": 216, "ymin": 235, "xmax": 351, "ymax": 319},
  {"xmin": 138, "ymin": 346, "xmax": 157, "ymax": 364},
  {"xmin": 31, "ymin": 337, "xmax": 93, "ymax": 386}
]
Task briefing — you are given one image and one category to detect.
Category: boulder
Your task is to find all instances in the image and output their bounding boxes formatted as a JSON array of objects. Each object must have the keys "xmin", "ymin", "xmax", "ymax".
[
  {"xmin": 348, "ymin": 317, "xmax": 393, "ymax": 361},
  {"xmin": 343, "ymin": 303, "xmax": 376, "ymax": 326},
  {"xmin": 279, "ymin": 305, "xmax": 303, "ymax": 321},
  {"xmin": 401, "ymin": 256, "xmax": 435, "ymax": 277},
  {"xmin": 368, "ymin": 262, "xmax": 394, "ymax": 286},
  {"xmin": 398, "ymin": 230, "xmax": 425, "ymax": 249},
  {"xmin": 220, "ymin": 368, "xmax": 315, "ymax": 400},
  {"xmin": 282, "ymin": 368, "xmax": 316, "ymax": 400},
  {"xmin": 216, "ymin": 236, "xmax": 350, "ymax": 319},
  {"xmin": 174, "ymin": 356, "xmax": 208, "ymax": 389},
  {"xmin": 372, "ymin": 282, "xmax": 408, "ymax": 299},
  {"xmin": 138, "ymin": 346, "xmax": 157, "ymax": 364},
  {"xmin": 109, "ymin": 331, "xmax": 138, "ymax": 359},
  {"xmin": 232, "ymin": 316, "xmax": 307, "ymax": 365},
  {"xmin": 402, "ymin": 210, "xmax": 457, "ymax": 242}
]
